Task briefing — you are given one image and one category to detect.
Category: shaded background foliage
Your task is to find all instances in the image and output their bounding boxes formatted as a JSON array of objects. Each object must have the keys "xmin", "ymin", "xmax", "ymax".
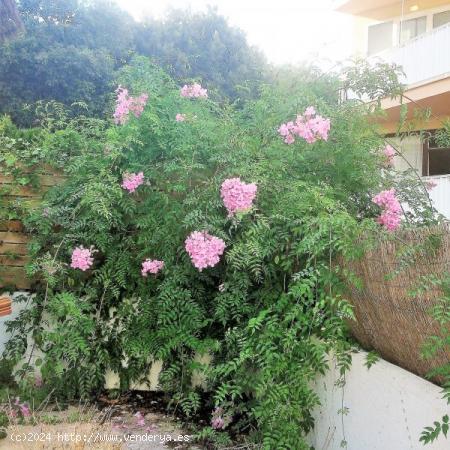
[
  {"xmin": 0, "ymin": 0, "xmax": 24, "ymax": 42},
  {"xmin": 0, "ymin": 0, "xmax": 268, "ymax": 126}
]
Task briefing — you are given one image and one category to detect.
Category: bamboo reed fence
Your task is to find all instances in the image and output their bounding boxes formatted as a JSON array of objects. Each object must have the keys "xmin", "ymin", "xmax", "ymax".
[{"xmin": 341, "ymin": 223, "xmax": 450, "ymax": 384}]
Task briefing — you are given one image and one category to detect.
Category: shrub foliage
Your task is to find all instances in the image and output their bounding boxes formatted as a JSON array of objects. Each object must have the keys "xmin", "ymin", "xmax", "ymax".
[{"xmin": 1, "ymin": 58, "xmax": 436, "ymax": 448}]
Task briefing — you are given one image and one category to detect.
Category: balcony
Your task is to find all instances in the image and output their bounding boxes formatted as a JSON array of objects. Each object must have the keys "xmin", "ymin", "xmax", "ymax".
[
  {"xmin": 374, "ymin": 22, "xmax": 450, "ymax": 86},
  {"xmin": 423, "ymin": 174, "xmax": 450, "ymax": 219}
]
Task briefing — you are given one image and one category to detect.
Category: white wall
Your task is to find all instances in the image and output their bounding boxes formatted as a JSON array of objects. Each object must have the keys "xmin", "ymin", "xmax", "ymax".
[
  {"xmin": 309, "ymin": 351, "xmax": 449, "ymax": 450},
  {"xmin": 389, "ymin": 135, "xmax": 450, "ymax": 219},
  {"xmin": 424, "ymin": 174, "xmax": 450, "ymax": 219},
  {"xmin": 0, "ymin": 292, "xmax": 31, "ymax": 356}
]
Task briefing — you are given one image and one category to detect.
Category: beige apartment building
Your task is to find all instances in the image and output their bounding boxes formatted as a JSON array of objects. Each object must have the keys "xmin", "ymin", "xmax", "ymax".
[{"xmin": 336, "ymin": 0, "xmax": 450, "ymax": 217}]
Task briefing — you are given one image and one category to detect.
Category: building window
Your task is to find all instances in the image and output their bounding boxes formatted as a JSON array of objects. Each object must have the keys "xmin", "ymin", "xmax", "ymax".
[
  {"xmin": 368, "ymin": 21, "xmax": 393, "ymax": 55},
  {"xmin": 399, "ymin": 16, "xmax": 426, "ymax": 44},
  {"xmin": 433, "ymin": 10, "xmax": 450, "ymax": 29},
  {"xmin": 422, "ymin": 135, "xmax": 450, "ymax": 176}
]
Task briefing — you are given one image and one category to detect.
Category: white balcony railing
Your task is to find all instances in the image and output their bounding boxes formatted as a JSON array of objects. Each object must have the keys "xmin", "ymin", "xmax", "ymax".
[
  {"xmin": 374, "ymin": 22, "xmax": 450, "ymax": 86},
  {"xmin": 423, "ymin": 174, "xmax": 450, "ymax": 219}
]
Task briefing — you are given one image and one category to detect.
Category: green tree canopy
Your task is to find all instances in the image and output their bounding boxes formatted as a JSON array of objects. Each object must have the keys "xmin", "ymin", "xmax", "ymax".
[
  {"xmin": 0, "ymin": 0, "xmax": 24, "ymax": 42},
  {"xmin": 135, "ymin": 7, "xmax": 268, "ymax": 99},
  {"xmin": 0, "ymin": 1, "xmax": 268, "ymax": 125}
]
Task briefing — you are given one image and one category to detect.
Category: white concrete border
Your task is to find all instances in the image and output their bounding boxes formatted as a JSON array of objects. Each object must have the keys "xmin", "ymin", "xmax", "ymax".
[{"xmin": 309, "ymin": 351, "xmax": 449, "ymax": 450}]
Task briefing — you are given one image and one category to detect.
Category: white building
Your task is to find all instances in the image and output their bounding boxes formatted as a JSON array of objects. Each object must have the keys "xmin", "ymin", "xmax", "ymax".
[{"xmin": 336, "ymin": 0, "xmax": 450, "ymax": 218}]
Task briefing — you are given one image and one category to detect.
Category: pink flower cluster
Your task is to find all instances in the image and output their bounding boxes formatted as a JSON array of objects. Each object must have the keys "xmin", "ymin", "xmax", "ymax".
[
  {"xmin": 175, "ymin": 113, "xmax": 186, "ymax": 122},
  {"xmin": 372, "ymin": 188, "xmax": 402, "ymax": 232},
  {"xmin": 383, "ymin": 144, "xmax": 396, "ymax": 166},
  {"xmin": 185, "ymin": 231, "xmax": 226, "ymax": 271},
  {"xmin": 278, "ymin": 106, "xmax": 330, "ymax": 144},
  {"xmin": 220, "ymin": 178, "xmax": 257, "ymax": 216},
  {"xmin": 70, "ymin": 246, "xmax": 94, "ymax": 271},
  {"xmin": 121, "ymin": 172, "xmax": 144, "ymax": 193},
  {"xmin": 134, "ymin": 412, "xmax": 145, "ymax": 427},
  {"xmin": 180, "ymin": 83, "xmax": 208, "ymax": 98},
  {"xmin": 10, "ymin": 397, "xmax": 31, "ymax": 419},
  {"xmin": 141, "ymin": 259, "xmax": 164, "ymax": 276},
  {"xmin": 211, "ymin": 407, "xmax": 231, "ymax": 430},
  {"xmin": 212, "ymin": 416, "xmax": 225, "ymax": 430},
  {"xmin": 113, "ymin": 86, "xmax": 148, "ymax": 125}
]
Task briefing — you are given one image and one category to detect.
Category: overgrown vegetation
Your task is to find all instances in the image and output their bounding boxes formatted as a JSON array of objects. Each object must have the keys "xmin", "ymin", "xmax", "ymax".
[
  {"xmin": 0, "ymin": 56, "xmax": 441, "ymax": 449},
  {"xmin": 418, "ymin": 272, "xmax": 450, "ymax": 445}
]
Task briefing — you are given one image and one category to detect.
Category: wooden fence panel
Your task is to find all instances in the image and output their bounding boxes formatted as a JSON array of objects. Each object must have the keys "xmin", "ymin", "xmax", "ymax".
[{"xmin": 0, "ymin": 168, "xmax": 63, "ymax": 291}]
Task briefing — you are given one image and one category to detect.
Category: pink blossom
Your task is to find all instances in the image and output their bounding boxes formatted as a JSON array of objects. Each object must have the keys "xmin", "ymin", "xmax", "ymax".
[
  {"xmin": 121, "ymin": 172, "xmax": 144, "ymax": 193},
  {"xmin": 383, "ymin": 144, "xmax": 395, "ymax": 158},
  {"xmin": 383, "ymin": 144, "xmax": 396, "ymax": 166},
  {"xmin": 372, "ymin": 188, "xmax": 402, "ymax": 232},
  {"xmin": 377, "ymin": 210, "xmax": 402, "ymax": 231},
  {"xmin": 211, "ymin": 416, "xmax": 225, "ymax": 430},
  {"xmin": 220, "ymin": 178, "xmax": 257, "ymax": 216},
  {"xmin": 211, "ymin": 406, "xmax": 231, "ymax": 430},
  {"xmin": 284, "ymin": 134, "xmax": 295, "ymax": 145},
  {"xmin": 175, "ymin": 113, "xmax": 186, "ymax": 122},
  {"xmin": 141, "ymin": 259, "xmax": 164, "ymax": 276},
  {"xmin": 180, "ymin": 83, "xmax": 208, "ymax": 98},
  {"xmin": 278, "ymin": 106, "xmax": 330, "ymax": 145},
  {"xmin": 185, "ymin": 231, "xmax": 226, "ymax": 271},
  {"xmin": 19, "ymin": 403, "xmax": 31, "ymax": 418},
  {"xmin": 10, "ymin": 398, "xmax": 32, "ymax": 418},
  {"xmin": 304, "ymin": 106, "xmax": 316, "ymax": 117},
  {"xmin": 129, "ymin": 93, "xmax": 148, "ymax": 119},
  {"xmin": 134, "ymin": 412, "xmax": 145, "ymax": 427},
  {"xmin": 278, "ymin": 123, "xmax": 290, "ymax": 137},
  {"xmin": 70, "ymin": 246, "xmax": 95, "ymax": 271},
  {"xmin": 425, "ymin": 180, "xmax": 437, "ymax": 191},
  {"xmin": 113, "ymin": 86, "xmax": 148, "ymax": 125}
]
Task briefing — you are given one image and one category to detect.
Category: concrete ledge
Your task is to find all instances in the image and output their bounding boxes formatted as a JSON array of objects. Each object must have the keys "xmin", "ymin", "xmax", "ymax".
[{"xmin": 309, "ymin": 351, "xmax": 449, "ymax": 450}]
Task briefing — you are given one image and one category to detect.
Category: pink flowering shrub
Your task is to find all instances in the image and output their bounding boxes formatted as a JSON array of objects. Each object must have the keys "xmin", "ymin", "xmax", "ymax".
[
  {"xmin": 175, "ymin": 113, "xmax": 186, "ymax": 122},
  {"xmin": 70, "ymin": 246, "xmax": 94, "ymax": 271},
  {"xmin": 185, "ymin": 231, "xmax": 226, "ymax": 271},
  {"xmin": 141, "ymin": 259, "xmax": 164, "ymax": 276},
  {"xmin": 121, "ymin": 172, "xmax": 144, "ymax": 193},
  {"xmin": 278, "ymin": 106, "xmax": 330, "ymax": 144},
  {"xmin": 180, "ymin": 83, "xmax": 208, "ymax": 98},
  {"xmin": 372, "ymin": 188, "xmax": 402, "ymax": 231},
  {"xmin": 113, "ymin": 86, "xmax": 148, "ymax": 125},
  {"xmin": 12, "ymin": 60, "xmax": 439, "ymax": 449},
  {"xmin": 220, "ymin": 178, "xmax": 257, "ymax": 216}
]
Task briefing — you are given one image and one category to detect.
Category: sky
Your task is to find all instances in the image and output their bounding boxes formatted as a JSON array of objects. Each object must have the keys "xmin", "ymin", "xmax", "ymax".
[{"xmin": 114, "ymin": 0, "xmax": 354, "ymax": 66}]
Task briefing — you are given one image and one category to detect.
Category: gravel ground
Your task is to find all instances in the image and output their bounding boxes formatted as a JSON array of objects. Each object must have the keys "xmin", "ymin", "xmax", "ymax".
[{"xmin": 0, "ymin": 406, "xmax": 203, "ymax": 450}]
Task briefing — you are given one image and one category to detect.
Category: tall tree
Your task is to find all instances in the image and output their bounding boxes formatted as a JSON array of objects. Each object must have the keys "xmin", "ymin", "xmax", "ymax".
[
  {"xmin": 135, "ymin": 7, "xmax": 268, "ymax": 99},
  {"xmin": 0, "ymin": 0, "xmax": 24, "ymax": 42}
]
